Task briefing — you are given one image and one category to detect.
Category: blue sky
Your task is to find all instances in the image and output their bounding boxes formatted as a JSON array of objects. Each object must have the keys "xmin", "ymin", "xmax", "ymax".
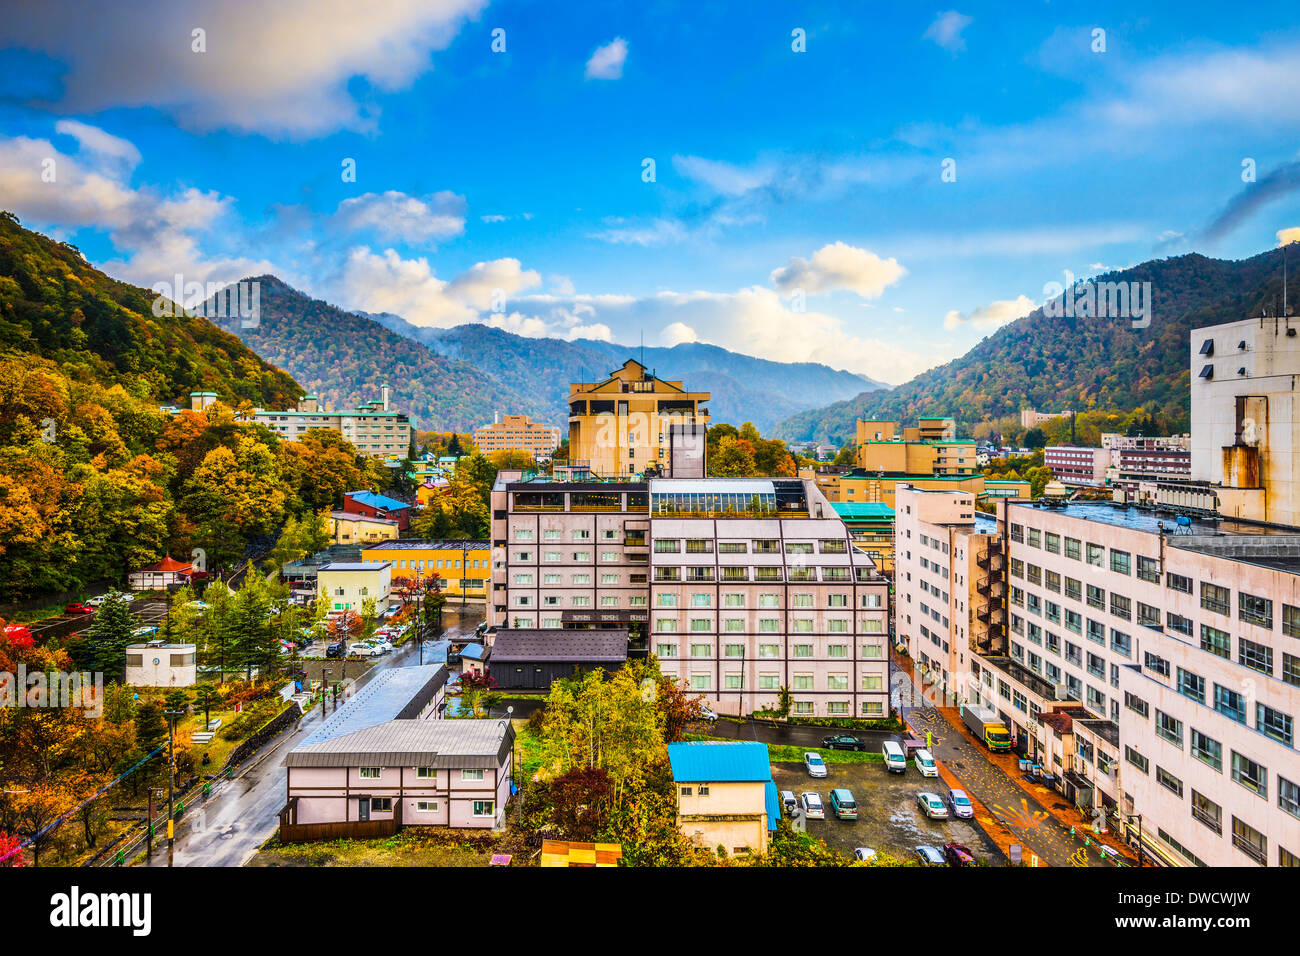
[{"xmin": 1, "ymin": 0, "xmax": 1298, "ymax": 384}]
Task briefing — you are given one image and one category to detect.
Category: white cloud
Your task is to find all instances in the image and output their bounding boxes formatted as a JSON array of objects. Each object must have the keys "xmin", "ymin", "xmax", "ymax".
[
  {"xmin": 7, "ymin": 0, "xmax": 487, "ymax": 137},
  {"xmin": 1278, "ymin": 227, "xmax": 1300, "ymax": 246},
  {"xmin": 770, "ymin": 242, "xmax": 907, "ymax": 298},
  {"xmin": 923, "ymin": 11, "xmax": 972, "ymax": 52},
  {"xmin": 335, "ymin": 190, "xmax": 466, "ymax": 243},
  {"xmin": 53, "ymin": 120, "xmax": 141, "ymax": 170},
  {"xmin": 0, "ymin": 130, "xmax": 279, "ymax": 292},
  {"xmin": 942, "ymin": 294, "xmax": 1036, "ymax": 331},
  {"xmin": 660, "ymin": 321, "xmax": 698, "ymax": 346},
  {"xmin": 550, "ymin": 274, "xmax": 576, "ymax": 295},
  {"xmin": 335, "ymin": 248, "xmax": 542, "ymax": 327},
  {"xmin": 672, "ymin": 155, "xmax": 774, "ymax": 196},
  {"xmin": 588, "ymin": 218, "xmax": 687, "ymax": 246},
  {"xmin": 585, "ymin": 37, "xmax": 628, "ymax": 80}
]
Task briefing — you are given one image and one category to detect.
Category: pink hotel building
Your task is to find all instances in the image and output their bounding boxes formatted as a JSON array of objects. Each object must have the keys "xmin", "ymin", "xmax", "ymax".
[
  {"xmin": 488, "ymin": 474, "xmax": 892, "ymax": 719},
  {"xmin": 897, "ymin": 483, "xmax": 1300, "ymax": 867}
]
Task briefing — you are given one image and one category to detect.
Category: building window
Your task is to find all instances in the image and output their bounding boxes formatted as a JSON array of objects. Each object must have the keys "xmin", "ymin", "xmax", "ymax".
[
  {"xmin": 415, "ymin": 801, "xmax": 439, "ymax": 812},
  {"xmin": 1238, "ymin": 592, "xmax": 1272, "ymax": 629},
  {"xmin": 1279, "ymin": 777, "xmax": 1300, "ymax": 821},
  {"xmin": 1155, "ymin": 711, "xmax": 1183, "ymax": 747},
  {"xmin": 1284, "ymin": 604, "xmax": 1300, "ymax": 640},
  {"xmin": 1109, "ymin": 549, "xmax": 1131, "ymax": 575},
  {"xmin": 689, "ymin": 643, "xmax": 712, "ymax": 658},
  {"xmin": 1231, "ymin": 752, "xmax": 1267, "ymax": 799},
  {"xmin": 1176, "ymin": 668, "xmax": 1204, "ymax": 704},
  {"xmin": 1257, "ymin": 704, "xmax": 1293, "ymax": 747},
  {"xmin": 690, "ymin": 674, "xmax": 711, "ymax": 690},
  {"xmin": 1231, "ymin": 817, "xmax": 1266, "ymax": 866},
  {"xmin": 1238, "ymin": 638, "xmax": 1273, "ymax": 675},
  {"xmin": 1166, "ymin": 572, "xmax": 1192, "ymax": 594},
  {"xmin": 472, "ymin": 800, "xmax": 495, "ymax": 817},
  {"xmin": 1200, "ymin": 582, "xmax": 1230, "ymax": 616},
  {"xmin": 1156, "ymin": 766, "xmax": 1183, "ymax": 798},
  {"xmin": 1199, "ymin": 624, "xmax": 1230, "ymax": 659},
  {"xmin": 1124, "ymin": 746, "xmax": 1148, "ymax": 774},
  {"xmin": 655, "ymin": 643, "xmax": 678, "ymax": 658},
  {"xmin": 1191, "ymin": 790, "xmax": 1222, "ymax": 834},
  {"xmin": 359, "ymin": 767, "xmax": 381, "ymax": 779},
  {"xmin": 415, "ymin": 767, "xmax": 435, "ymax": 778}
]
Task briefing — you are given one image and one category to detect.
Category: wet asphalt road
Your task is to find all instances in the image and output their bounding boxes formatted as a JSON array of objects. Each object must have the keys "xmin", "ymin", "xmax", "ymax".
[{"xmin": 144, "ymin": 610, "xmax": 482, "ymax": 868}]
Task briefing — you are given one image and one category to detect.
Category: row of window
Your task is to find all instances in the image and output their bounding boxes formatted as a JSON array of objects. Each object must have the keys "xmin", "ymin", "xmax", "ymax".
[
  {"xmin": 653, "ymin": 617, "xmax": 885, "ymax": 634},
  {"xmin": 655, "ymin": 641, "xmax": 887, "ymax": 660},
  {"xmin": 652, "ymin": 538, "xmax": 849, "ymax": 554}
]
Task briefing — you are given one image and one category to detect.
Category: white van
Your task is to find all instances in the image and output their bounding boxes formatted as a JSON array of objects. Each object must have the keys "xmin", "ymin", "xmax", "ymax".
[
  {"xmin": 914, "ymin": 748, "xmax": 939, "ymax": 778},
  {"xmin": 882, "ymin": 740, "xmax": 907, "ymax": 773}
]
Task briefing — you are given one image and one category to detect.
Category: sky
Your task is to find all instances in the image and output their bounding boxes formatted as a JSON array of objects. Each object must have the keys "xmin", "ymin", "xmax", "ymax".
[{"xmin": 1, "ymin": 0, "xmax": 1298, "ymax": 386}]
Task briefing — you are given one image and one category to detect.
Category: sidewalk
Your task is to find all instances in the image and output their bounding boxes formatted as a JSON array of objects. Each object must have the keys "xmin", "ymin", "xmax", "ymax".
[{"xmin": 931, "ymin": 706, "xmax": 1138, "ymax": 865}]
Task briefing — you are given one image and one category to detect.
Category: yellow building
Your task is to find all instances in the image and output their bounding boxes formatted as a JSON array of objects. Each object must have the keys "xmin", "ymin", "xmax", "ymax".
[
  {"xmin": 816, "ymin": 471, "xmax": 988, "ymax": 510},
  {"xmin": 330, "ymin": 510, "xmax": 400, "ymax": 545},
  {"xmin": 567, "ymin": 359, "xmax": 710, "ymax": 478},
  {"xmin": 318, "ymin": 562, "xmax": 392, "ymax": 613},
  {"xmin": 473, "ymin": 414, "xmax": 560, "ymax": 459},
  {"xmin": 361, "ymin": 539, "xmax": 491, "ymax": 603},
  {"xmin": 854, "ymin": 417, "xmax": 974, "ymax": 477}
]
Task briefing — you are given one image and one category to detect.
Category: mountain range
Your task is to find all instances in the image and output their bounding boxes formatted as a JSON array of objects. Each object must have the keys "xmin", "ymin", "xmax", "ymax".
[
  {"xmin": 0, "ymin": 212, "xmax": 299, "ymax": 409},
  {"xmin": 205, "ymin": 277, "xmax": 885, "ymax": 433},
  {"xmin": 774, "ymin": 247, "xmax": 1300, "ymax": 444}
]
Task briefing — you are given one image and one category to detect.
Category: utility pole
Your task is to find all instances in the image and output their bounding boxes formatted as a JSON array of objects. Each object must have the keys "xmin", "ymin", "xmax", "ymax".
[{"xmin": 163, "ymin": 709, "xmax": 182, "ymax": 850}]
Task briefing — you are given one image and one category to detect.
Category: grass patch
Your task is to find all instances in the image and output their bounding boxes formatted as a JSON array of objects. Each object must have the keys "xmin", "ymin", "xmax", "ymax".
[
  {"xmin": 683, "ymin": 734, "xmax": 883, "ymax": 765},
  {"xmin": 251, "ymin": 828, "xmax": 499, "ymax": 867},
  {"xmin": 513, "ymin": 719, "xmax": 548, "ymax": 777}
]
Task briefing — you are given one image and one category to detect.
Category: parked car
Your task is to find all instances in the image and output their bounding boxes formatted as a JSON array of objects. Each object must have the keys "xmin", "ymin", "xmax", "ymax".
[
  {"xmin": 821, "ymin": 733, "xmax": 866, "ymax": 751},
  {"xmin": 366, "ymin": 637, "xmax": 393, "ymax": 652},
  {"xmin": 88, "ymin": 592, "xmax": 133, "ymax": 606},
  {"xmin": 779, "ymin": 790, "xmax": 798, "ymax": 815},
  {"xmin": 799, "ymin": 791, "xmax": 825, "ymax": 820},
  {"xmin": 943, "ymin": 842, "xmax": 976, "ymax": 867},
  {"xmin": 853, "ymin": 847, "xmax": 878, "ymax": 863},
  {"xmin": 64, "ymin": 603, "xmax": 95, "ymax": 615},
  {"xmin": 325, "ymin": 642, "xmax": 344, "ymax": 659},
  {"xmin": 914, "ymin": 748, "xmax": 939, "ymax": 778},
  {"xmin": 916, "ymin": 792, "xmax": 949, "ymax": 820},
  {"xmin": 348, "ymin": 642, "xmax": 382, "ymax": 657},
  {"xmin": 914, "ymin": 845, "xmax": 946, "ymax": 866},
  {"xmin": 829, "ymin": 788, "xmax": 858, "ymax": 820},
  {"xmin": 882, "ymin": 739, "xmax": 908, "ymax": 773},
  {"xmin": 697, "ymin": 702, "xmax": 717, "ymax": 721},
  {"xmin": 947, "ymin": 789, "xmax": 974, "ymax": 819},
  {"xmin": 131, "ymin": 626, "xmax": 159, "ymax": 638},
  {"xmin": 803, "ymin": 751, "xmax": 828, "ymax": 778}
]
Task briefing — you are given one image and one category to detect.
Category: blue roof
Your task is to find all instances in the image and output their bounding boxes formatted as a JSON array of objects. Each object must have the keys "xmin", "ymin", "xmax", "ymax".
[
  {"xmin": 347, "ymin": 491, "xmax": 411, "ymax": 512},
  {"xmin": 667, "ymin": 741, "xmax": 773, "ymax": 783},
  {"xmin": 459, "ymin": 643, "xmax": 485, "ymax": 661},
  {"xmin": 764, "ymin": 780, "xmax": 780, "ymax": 830},
  {"xmin": 831, "ymin": 502, "xmax": 895, "ymax": 519}
]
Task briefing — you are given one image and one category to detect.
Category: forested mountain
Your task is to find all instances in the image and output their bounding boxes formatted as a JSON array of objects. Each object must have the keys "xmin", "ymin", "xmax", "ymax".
[
  {"xmin": 367, "ymin": 313, "xmax": 886, "ymax": 432},
  {"xmin": 775, "ymin": 247, "xmax": 1298, "ymax": 444},
  {"xmin": 0, "ymin": 211, "xmax": 299, "ymax": 408},
  {"xmin": 209, "ymin": 278, "xmax": 529, "ymax": 431}
]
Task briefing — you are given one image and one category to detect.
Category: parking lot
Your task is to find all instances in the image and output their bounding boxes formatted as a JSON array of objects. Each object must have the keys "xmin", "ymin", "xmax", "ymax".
[{"xmin": 771, "ymin": 757, "xmax": 1004, "ymax": 865}]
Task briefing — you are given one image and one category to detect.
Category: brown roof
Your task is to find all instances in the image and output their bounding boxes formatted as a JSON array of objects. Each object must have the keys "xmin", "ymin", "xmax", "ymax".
[{"xmin": 488, "ymin": 629, "xmax": 629, "ymax": 664}]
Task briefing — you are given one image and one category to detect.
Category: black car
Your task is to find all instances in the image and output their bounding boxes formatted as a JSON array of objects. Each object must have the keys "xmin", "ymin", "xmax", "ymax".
[
  {"xmin": 325, "ymin": 642, "xmax": 344, "ymax": 659},
  {"xmin": 821, "ymin": 734, "xmax": 866, "ymax": 751}
]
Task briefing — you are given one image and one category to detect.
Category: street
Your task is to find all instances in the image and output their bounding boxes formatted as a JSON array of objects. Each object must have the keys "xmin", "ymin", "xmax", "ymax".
[{"xmin": 143, "ymin": 609, "xmax": 482, "ymax": 867}]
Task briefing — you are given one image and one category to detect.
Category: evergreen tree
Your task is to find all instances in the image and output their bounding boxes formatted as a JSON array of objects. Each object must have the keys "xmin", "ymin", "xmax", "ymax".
[{"xmin": 84, "ymin": 593, "xmax": 137, "ymax": 680}]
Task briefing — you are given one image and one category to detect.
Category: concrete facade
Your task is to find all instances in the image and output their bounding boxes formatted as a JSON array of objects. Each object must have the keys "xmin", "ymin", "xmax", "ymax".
[{"xmin": 488, "ymin": 474, "xmax": 891, "ymax": 718}]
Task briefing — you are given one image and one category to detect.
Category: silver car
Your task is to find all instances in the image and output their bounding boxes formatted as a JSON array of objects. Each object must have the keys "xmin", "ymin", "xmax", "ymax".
[
  {"xmin": 803, "ymin": 751, "xmax": 828, "ymax": 778},
  {"xmin": 948, "ymin": 789, "xmax": 975, "ymax": 819}
]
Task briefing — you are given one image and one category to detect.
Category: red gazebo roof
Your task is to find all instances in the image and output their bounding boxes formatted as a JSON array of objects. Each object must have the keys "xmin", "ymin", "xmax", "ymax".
[{"xmin": 139, "ymin": 555, "xmax": 193, "ymax": 573}]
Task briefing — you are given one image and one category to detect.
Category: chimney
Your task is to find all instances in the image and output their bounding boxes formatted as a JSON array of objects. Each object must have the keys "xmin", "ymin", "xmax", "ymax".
[{"xmin": 381, "ymin": 383, "xmax": 390, "ymax": 412}]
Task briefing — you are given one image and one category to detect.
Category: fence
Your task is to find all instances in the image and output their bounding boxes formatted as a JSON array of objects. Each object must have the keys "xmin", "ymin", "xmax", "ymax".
[{"xmin": 276, "ymin": 816, "xmax": 400, "ymax": 844}]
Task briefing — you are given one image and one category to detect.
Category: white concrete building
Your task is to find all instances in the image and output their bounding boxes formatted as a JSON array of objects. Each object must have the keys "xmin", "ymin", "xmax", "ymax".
[{"xmin": 125, "ymin": 642, "xmax": 197, "ymax": 688}]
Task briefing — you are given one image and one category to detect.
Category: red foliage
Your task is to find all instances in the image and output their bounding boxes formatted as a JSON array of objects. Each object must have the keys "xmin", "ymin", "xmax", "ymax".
[
  {"xmin": 549, "ymin": 767, "xmax": 614, "ymax": 839},
  {"xmin": 460, "ymin": 668, "xmax": 496, "ymax": 691},
  {"xmin": 0, "ymin": 831, "xmax": 26, "ymax": 867},
  {"xmin": 2, "ymin": 624, "xmax": 34, "ymax": 650}
]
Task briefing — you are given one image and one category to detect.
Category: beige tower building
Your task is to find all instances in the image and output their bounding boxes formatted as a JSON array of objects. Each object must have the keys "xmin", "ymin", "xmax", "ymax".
[{"xmin": 567, "ymin": 359, "xmax": 710, "ymax": 478}]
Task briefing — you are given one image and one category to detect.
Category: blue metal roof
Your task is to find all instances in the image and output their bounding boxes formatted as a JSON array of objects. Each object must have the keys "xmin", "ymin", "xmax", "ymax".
[
  {"xmin": 764, "ymin": 780, "xmax": 779, "ymax": 830},
  {"xmin": 459, "ymin": 643, "xmax": 485, "ymax": 661},
  {"xmin": 667, "ymin": 741, "xmax": 773, "ymax": 783},
  {"xmin": 831, "ymin": 502, "xmax": 895, "ymax": 519},
  {"xmin": 347, "ymin": 491, "xmax": 411, "ymax": 512}
]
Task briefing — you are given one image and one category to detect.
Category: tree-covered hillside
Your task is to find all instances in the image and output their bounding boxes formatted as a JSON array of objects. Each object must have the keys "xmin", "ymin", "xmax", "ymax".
[{"xmin": 776, "ymin": 247, "xmax": 1297, "ymax": 444}]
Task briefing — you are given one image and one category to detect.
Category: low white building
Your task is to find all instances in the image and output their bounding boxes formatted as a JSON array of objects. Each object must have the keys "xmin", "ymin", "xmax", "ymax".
[{"xmin": 125, "ymin": 642, "xmax": 197, "ymax": 688}]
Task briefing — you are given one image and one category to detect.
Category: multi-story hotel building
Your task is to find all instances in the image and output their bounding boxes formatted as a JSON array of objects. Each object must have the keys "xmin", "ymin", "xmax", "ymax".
[
  {"xmin": 1044, "ymin": 445, "xmax": 1110, "ymax": 487},
  {"xmin": 898, "ymin": 483, "xmax": 1300, "ymax": 867},
  {"xmin": 472, "ymin": 414, "xmax": 561, "ymax": 460},
  {"xmin": 190, "ymin": 386, "xmax": 413, "ymax": 460},
  {"xmin": 487, "ymin": 473, "xmax": 891, "ymax": 718},
  {"xmin": 361, "ymin": 539, "xmax": 491, "ymax": 603},
  {"xmin": 566, "ymin": 359, "xmax": 710, "ymax": 478}
]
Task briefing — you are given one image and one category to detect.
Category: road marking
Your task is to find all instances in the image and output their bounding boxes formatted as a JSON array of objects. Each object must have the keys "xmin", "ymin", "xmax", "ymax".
[{"xmin": 989, "ymin": 798, "xmax": 1050, "ymax": 830}]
